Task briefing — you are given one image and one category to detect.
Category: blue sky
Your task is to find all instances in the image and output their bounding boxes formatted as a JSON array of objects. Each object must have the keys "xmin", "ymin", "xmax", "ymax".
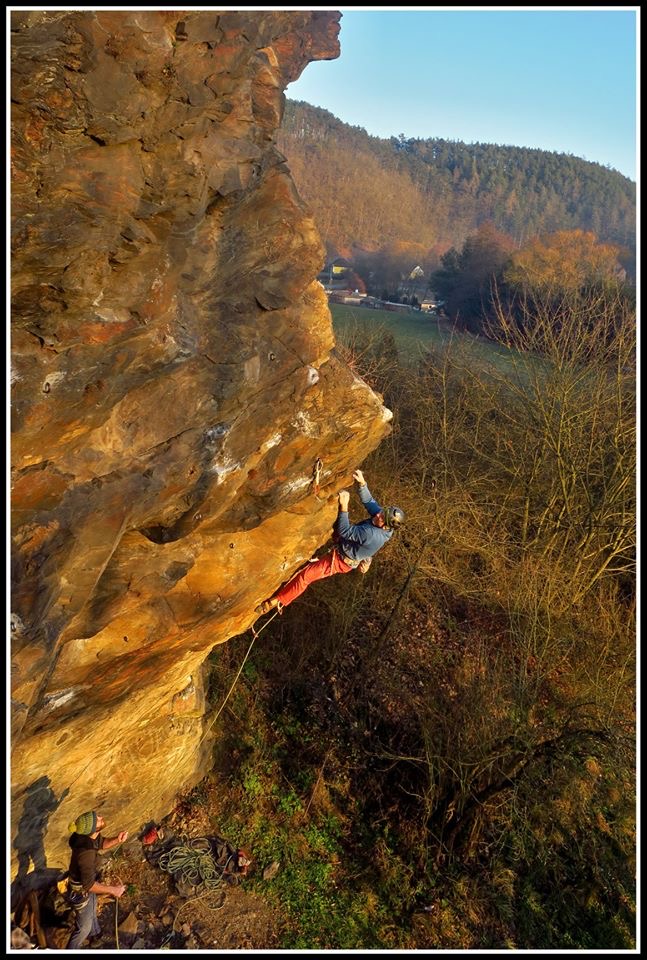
[{"xmin": 287, "ymin": 8, "xmax": 638, "ymax": 182}]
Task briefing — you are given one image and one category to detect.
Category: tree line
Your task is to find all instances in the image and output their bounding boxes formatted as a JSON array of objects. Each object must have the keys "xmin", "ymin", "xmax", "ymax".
[
  {"xmin": 277, "ymin": 100, "xmax": 636, "ymax": 274},
  {"xmin": 431, "ymin": 224, "xmax": 634, "ymax": 335}
]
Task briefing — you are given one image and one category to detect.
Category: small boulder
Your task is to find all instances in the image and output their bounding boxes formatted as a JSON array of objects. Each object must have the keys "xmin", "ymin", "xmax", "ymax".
[
  {"xmin": 118, "ymin": 911, "xmax": 140, "ymax": 935},
  {"xmin": 262, "ymin": 861, "xmax": 280, "ymax": 881}
]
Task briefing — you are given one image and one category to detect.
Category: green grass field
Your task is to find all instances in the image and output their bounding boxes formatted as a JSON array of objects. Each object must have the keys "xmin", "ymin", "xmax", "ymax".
[
  {"xmin": 329, "ymin": 302, "xmax": 514, "ymax": 371},
  {"xmin": 330, "ymin": 302, "xmax": 445, "ymax": 361}
]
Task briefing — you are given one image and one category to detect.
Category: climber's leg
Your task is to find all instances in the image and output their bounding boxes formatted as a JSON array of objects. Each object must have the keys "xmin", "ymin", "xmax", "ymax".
[{"xmin": 276, "ymin": 550, "xmax": 352, "ymax": 608}]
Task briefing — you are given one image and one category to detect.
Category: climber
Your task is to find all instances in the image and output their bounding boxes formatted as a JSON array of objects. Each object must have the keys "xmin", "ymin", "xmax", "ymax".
[
  {"xmin": 65, "ymin": 810, "xmax": 128, "ymax": 949},
  {"xmin": 255, "ymin": 469, "xmax": 405, "ymax": 615}
]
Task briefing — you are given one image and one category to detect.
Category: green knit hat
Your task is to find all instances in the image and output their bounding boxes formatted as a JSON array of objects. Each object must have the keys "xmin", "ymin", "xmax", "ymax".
[{"xmin": 68, "ymin": 810, "xmax": 98, "ymax": 835}]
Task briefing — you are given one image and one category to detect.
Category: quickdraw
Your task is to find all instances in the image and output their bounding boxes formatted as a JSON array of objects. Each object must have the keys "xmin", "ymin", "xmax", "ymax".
[{"xmin": 312, "ymin": 457, "xmax": 323, "ymax": 499}]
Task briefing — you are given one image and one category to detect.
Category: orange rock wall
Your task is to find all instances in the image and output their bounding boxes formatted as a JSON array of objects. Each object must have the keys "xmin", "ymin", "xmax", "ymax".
[{"xmin": 10, "ymin": 10, "xmax": 390, "ymax": 874}]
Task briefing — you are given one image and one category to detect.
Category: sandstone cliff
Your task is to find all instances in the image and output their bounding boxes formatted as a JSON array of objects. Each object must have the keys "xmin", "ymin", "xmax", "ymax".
[{"xmin": 10, "ymin": 10, "xmax": 390, "ymax": 878}]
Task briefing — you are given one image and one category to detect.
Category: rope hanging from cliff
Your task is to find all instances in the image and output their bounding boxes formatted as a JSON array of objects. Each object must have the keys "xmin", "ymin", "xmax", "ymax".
[
  {"xmin": 113, "ymin": 875, "xmax": 123, "ymax": 951},
  {"xmin": 195, "ymin": 607, "xmax": 281, "ymax": 752}
]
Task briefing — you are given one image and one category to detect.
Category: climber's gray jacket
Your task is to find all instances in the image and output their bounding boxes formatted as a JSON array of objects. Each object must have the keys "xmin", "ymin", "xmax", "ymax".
[{"xmin": 335, "ymin": 484, "xmax": 393, "ymax": 563}]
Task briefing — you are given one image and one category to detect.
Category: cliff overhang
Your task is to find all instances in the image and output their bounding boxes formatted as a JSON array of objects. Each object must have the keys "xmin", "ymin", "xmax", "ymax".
[{"xmin": 10, "ymin": 10, "xmax": 390, "ymax": 879}]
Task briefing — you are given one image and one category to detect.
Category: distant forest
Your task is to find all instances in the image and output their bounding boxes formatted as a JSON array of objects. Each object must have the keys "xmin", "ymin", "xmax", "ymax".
[{"xmin": 277, "ymin": 101, "xmax": 636, "ymax": 264}]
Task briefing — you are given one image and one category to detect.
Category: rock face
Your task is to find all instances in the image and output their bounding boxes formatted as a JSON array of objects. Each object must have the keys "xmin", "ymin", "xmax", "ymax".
[{"xmin": 10, "ymin": 10, "xmax": 390, "ymax": 877}]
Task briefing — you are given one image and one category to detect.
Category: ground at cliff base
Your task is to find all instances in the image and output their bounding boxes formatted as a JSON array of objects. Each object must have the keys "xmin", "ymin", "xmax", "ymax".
[
  {"xmin": 44, "ymin": 856, "xmax": 280, "ymax": 950},
  {"xmin": 43, "ymin": 797, "xmax": 281, "ymax": 950}
]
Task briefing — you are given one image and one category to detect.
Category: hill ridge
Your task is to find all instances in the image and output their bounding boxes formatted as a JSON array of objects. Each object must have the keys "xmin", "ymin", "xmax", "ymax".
[{"xmin": 278, "ymin": 99, "xmax": 636, "ymax": 256}]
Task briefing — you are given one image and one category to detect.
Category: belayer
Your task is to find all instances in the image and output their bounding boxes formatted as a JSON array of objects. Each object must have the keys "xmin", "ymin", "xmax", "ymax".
[
  {"xmin": 256, "ymin": 470, "xmax": 405, "ymax": 615},
  {"xmin": 65, "ymin": 810, "xmax": 128, "ymax": 949}
]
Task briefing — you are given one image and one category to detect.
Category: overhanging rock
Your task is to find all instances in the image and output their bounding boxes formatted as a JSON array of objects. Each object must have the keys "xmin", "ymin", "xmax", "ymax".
[{"xmin": 10, "ymin": 10, "xmax": 391, "ymax": 874}]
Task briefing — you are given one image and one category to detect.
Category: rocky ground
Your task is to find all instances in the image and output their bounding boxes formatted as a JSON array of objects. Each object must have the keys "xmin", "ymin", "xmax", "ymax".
[{"xmin": 41, "ymin": 797, "xmax": 282, "ymax": 951}]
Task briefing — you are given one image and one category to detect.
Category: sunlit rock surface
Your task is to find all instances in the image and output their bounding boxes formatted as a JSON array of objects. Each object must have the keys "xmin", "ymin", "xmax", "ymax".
[{"xmin": 10, "ymin": 9, "xmax": 390, "ymax": 876}]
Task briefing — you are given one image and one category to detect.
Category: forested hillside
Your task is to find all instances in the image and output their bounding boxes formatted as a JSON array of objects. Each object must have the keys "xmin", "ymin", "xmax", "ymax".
[{"xmin": 278, "ymin": 101, "xmax": 635, "ymax": 258}]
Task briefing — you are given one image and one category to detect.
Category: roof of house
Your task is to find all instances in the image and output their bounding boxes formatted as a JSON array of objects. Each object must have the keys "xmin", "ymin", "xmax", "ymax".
[{"xmin": 325, "ymin": 257, "xmax": 352, "ymax": 269}]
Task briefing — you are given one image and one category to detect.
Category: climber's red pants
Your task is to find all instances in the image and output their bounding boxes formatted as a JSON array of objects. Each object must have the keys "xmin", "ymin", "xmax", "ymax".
[{"xmin": 275, "ymin": 550, "xmax": 353, "ymax": 608}]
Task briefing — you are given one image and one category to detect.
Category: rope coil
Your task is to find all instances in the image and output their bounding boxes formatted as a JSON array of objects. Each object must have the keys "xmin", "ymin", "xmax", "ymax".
[{"xmin": 157, "ymin": 838, "xmax": 231, "ymax": 892}]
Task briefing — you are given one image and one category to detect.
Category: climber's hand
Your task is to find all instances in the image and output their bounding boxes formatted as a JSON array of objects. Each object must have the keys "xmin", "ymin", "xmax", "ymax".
[
  {"xmin": 352, "ymin": 470, "xmax": 365, "ymax": 486},
  {"xmin": 338, "ymin": 490, "xmax": 350, "ymax": 511}
]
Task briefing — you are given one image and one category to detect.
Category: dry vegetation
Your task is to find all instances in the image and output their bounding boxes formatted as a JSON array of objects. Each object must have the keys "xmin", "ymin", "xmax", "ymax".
[{"xmin": 198, "ymin": 288, "xmax": 636, "ymax": 949}]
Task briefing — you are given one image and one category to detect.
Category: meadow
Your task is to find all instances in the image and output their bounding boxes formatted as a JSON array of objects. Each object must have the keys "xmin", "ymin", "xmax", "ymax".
[{"xmin": 329, "ymin": 301, "xmax": 516, "ymax": 372}]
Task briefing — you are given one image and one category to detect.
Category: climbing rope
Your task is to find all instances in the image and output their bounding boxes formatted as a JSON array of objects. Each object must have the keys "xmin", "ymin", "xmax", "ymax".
[
  {"xmin": 65, "ymin": 605, "xmax": 280, "ymax": 953},
  {"xmin": 250, "ymin": 605, "xmax": 280, "ymax": 641},
  {"xmin": 170, "ymin": 887, "xmax": 226, "ymax": 934},
  {"xmin": 113, "ymin": 874, "xmax": 123, "ymax": 951},
  {"xmin": 195, "ymin": 607, "xmax": 281, "ymax": 751},
  {"xmin": 158, "ymin": 838, "xmax": 230, "ymax": 891},
  {"xmin": 64, "ymin": 575, "xmax": 283, "ymax": 811},
  {"xmin": 110, "ymin": 840, "xmax": 230, "ymax": 948},
  {"xmin": 61, "ymin": 614, "xmax": 279, "ymax": 861}
]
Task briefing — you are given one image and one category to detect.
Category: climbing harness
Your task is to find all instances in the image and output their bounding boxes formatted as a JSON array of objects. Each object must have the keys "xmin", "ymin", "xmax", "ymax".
[
  {"xmin": 334, "ymin": 544, "xmax": 361, "ymax": 569},
  {"xmin": 357, "ymin": 556, "xmax": 373, "ymax": 575},
  {"xmin": 64, "ymin": 879, "xmax": 89, "ymax": 910},
  {"xmin": 311, "ymin": 457, "xmax": 323, "ymax": 499}
]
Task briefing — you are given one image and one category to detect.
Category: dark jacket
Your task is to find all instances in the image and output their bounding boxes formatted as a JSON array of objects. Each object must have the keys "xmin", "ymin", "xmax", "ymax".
[
  {"xmin": 68, "ymin": 832, "xmax": 105, "ymax": 892},
  {"xmin": 335, "ymin": 483, "xmax": 393, "ymax": 563}
]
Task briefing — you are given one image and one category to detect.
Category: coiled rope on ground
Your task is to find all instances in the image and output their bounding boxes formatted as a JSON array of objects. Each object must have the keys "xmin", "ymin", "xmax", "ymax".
[
  {"xmin": 157, "ymin": 839, "xmax": 230, "ymax": 934},
  {"xmin": 157, "ymin": 838, "xmax": 232, "ymax": 891}
]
